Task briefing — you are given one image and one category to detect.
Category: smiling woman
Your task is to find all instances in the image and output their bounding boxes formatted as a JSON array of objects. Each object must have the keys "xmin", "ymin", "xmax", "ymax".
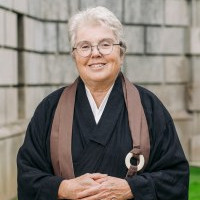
[{"xmin": 17, "ymin": 6, "xmax": 189, "ymax": 200}]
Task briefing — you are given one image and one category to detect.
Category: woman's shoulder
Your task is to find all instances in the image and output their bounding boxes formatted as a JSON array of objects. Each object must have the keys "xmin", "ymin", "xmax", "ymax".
[
  {"xmin": 134, "ymin": 84, "xmax": 172, "ymax": 124},
  {"xmin": 33, "ymin": 87, "xmax": 66, "ymax": 119},
  {"xmin": 43, "ymin": 87, "xmax": 65, "ymax": 105},
  {"xmin": 134, "ymin": 84, "xmax": 162, "ymax": 106}
]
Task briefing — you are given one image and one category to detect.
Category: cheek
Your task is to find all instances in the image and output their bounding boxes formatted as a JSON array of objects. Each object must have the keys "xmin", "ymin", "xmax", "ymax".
[
  {"xmin": 112, "ymin": 55, "xmax": 123, "ymax": 69},
  {"xmin": 111, "ymin": 50, "xmax": 123, "ymax": 66},
  {"xmin": 74, "ymin": 55, "xmax": 87, "ymax": 69}
]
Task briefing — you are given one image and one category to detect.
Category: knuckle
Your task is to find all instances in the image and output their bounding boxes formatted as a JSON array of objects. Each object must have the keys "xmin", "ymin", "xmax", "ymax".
[
  {"xmin": 100, "ymin": 185, "xmax": 107, "ymax": 191},
  {"xmin": 85, "ymin": 173, "xmax": 90, "ymax": 177}
]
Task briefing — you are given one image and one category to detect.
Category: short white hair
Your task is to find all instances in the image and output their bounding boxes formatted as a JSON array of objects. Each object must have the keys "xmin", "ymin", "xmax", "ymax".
[{"xmin": 68, "ymin": 6, "xmax": 126, "ymax": 55}]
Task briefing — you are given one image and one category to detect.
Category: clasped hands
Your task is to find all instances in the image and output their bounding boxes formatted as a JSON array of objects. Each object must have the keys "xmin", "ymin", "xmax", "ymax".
[{"xmin": 58, "ymin": 173, "xmax": 133, "ymax": 200}]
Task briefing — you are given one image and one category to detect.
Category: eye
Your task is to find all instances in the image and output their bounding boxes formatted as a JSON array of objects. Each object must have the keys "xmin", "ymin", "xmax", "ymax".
[
  {"xmin": 79, "ymin": 43, "xmax": 91, "ymax": 51},
  {"xmin": 99, "ymin": 40, "xmax": 112, "ymax": 48}
]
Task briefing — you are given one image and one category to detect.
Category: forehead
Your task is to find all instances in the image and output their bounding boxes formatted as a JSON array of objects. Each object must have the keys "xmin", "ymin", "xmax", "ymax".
[{"xmin": 76, "ymin": 23, "xmax": 116, "ymax": 43}]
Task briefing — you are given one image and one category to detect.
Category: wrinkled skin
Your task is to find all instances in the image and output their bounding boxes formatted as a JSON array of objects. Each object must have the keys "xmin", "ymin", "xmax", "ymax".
[{"xmin": 58, "ymin": 173, "xmax": 133, "ymax": 200}]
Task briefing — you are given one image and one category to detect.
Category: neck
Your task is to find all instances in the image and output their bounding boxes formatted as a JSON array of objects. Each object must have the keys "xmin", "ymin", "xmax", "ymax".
[{"xmin": 83, "ymin": 78, "xmax": 116, "ymax": 108}]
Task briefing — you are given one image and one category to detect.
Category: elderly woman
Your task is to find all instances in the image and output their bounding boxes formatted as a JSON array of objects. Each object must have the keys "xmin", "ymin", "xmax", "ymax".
[{"xmin": 17, "ymin": 6, "xmax": 189, "ymax": 200}]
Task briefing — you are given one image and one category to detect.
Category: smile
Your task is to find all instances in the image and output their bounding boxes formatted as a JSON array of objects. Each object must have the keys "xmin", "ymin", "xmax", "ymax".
[{"xmin": 88, "ymin": 63, "xmax": 106, "ymax": 69}]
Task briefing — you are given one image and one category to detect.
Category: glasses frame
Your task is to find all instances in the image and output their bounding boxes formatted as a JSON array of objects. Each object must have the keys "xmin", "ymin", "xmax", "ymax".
[{"xmin": 72, "ymin": 39, "xmax": 122, "ymax": 57}]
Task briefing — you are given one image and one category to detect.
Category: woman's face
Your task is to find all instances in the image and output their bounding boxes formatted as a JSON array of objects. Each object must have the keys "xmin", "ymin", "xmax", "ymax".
[{"xmin": 73, "ymin": 24, "xmax": 124, "ymax": 86}]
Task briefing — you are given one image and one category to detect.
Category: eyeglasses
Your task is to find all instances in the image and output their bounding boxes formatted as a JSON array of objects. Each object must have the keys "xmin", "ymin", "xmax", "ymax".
[{"xmin": 72, "ymin": 38, "xmax": 122, "ymax": 57}]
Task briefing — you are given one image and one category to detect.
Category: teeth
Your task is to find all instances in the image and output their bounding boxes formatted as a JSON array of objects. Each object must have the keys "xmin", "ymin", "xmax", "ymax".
[{"xmin": 90, "ymin": 64, "xmax": 105, "ymax": 68}]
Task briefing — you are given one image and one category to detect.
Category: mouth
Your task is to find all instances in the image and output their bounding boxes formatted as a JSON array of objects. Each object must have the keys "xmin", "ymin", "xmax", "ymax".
[{"xmin": 88, "ymin": 63, "xmax": 107, "ymax": 69}]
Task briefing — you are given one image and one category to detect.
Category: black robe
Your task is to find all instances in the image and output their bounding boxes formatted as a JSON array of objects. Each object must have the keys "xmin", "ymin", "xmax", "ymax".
[{"xmin": 17, "ymin": 77, "xmax": 189, "ymax": 200}]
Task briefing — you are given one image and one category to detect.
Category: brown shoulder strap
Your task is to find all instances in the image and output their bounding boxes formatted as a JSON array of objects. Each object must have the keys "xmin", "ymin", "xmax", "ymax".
[
  {"xmin": 50, "ymin": 74, "xmax": 150, "ymax": 179},
  {"xmin": 121, "ymin": 73, "xmax": 150, "ymax": 177},
  {"xmin": 50, "ymin": 79, "xmax": 78, "ymax": 179}
]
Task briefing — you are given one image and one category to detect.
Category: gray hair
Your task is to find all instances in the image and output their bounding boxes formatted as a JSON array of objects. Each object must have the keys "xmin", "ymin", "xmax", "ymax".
[{"xmin": 68, "ymin": 6, "xmax": 126, "ymax": 55}]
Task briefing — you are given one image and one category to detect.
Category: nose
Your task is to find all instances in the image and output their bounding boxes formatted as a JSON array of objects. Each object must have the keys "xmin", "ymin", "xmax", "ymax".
[{"xmin": 91, "ymin": 45, "xmax": 101, "ymax": 57}]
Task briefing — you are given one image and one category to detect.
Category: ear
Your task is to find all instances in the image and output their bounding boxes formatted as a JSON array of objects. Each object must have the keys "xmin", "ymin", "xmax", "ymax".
[{"xmin": 119, "ymin": 42, "xmax": 127, "ymax": 58}]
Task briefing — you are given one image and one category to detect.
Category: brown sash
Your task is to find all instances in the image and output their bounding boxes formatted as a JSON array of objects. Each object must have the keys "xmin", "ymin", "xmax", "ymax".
[{"xmin": 50, "ymin": 73, "xmax": 150, "ymax": 179}]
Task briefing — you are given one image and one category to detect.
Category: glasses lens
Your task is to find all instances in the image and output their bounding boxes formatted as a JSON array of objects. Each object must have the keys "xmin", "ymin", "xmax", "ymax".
[
  {"xmin": 75, "ymin": 39, "xmax": 116, "ymax": 57},
  {"xmin": 77, "ymin": 41, "xmax": 91, "ymax": 57},
  {"xmin": 98, "ymin": 39, "xmax": 113, "ymax": 55}
]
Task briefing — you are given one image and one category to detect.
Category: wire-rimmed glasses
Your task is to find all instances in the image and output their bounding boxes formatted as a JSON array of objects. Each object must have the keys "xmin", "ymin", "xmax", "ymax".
[{"xmin": 72, "ymin": 38, "xmax": 121, "ymax": 57}]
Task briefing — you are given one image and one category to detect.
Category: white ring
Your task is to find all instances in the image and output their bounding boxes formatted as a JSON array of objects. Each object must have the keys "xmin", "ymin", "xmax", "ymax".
[{"xmin": 125, "ymin": 153, "xmax": 145, "ymax": 171}]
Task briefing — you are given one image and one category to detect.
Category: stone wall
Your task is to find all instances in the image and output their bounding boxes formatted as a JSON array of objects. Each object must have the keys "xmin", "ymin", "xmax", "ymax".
[{"xmin": 0, "ymin": 0, "xmax": 200, "ymax": 199}]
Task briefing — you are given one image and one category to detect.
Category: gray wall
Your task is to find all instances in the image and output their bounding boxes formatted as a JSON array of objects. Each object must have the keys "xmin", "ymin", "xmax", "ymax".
[{"xmin": 0, "ymin": 0, "xmax": 200, "ymax": 199}]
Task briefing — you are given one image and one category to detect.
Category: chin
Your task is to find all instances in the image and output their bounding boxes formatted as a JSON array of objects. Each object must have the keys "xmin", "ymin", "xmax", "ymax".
[{"xmin": 88, "ymin": 72, "xmax": 112, "ymax": 82}]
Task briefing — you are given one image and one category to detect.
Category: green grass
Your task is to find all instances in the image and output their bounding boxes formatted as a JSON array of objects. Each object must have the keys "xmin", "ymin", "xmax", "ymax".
[
  {"xmin": 12, "ymin": 167, "xmax": 200, "ymax": 200},
  {"xmin": 189, "ymin": 167, "xmax": 200, "ymax": 200}
]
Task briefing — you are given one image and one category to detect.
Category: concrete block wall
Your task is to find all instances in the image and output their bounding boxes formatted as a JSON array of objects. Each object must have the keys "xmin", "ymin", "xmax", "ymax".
[
  {"xmin": 165, "ymin": 0, "xmax": 189, "ymax": 26},
  {"xmin": 1, "ymin": 88, "xmax": 18, "ymax": 126},
  {"xmin": 124, "ymin": 0, "xmax": 164, "ymax": 24},
  {"xmin": 0, "ymin": 0, "xmax": 200, "ymax": 199},
  {"xmin": 0, "ymin": 122, "xmax": 26, "ymax": 200},
  {"xmin": 0, "ymin": 1, "xmax": 78, "ymax": 199},
  {"xmin": 146, "ymin": 27, "xmax": 185, "ymax": 54}
]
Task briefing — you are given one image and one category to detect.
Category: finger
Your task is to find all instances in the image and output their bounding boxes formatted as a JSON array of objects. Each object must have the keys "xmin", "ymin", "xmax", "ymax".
[
  {"xmin": 77, "ymin": 185, "xmax": 101, "ymax": 199},
  {"xmin": 84, "ymin": 180, "xmax": 100, "ymax": 187},
  {"xmin": 77, "ymin": 192, "xmax": 103, "ymax": 200},
  {"xmin": 78, "ymin": 191, "xmax": 110, "ymax": 200},
  {"xmin": 95, "ymin": 177, "xmax": 108, "ymax": 184},
  {"xmin": 79, "ymin": 179, "xmax": 99, "ymax": 187},
  {"xmin": 77, "ymin": 193, "xmax": 100, "ymax": 200},
  {"xmin": 89, "ymin": 173, "xmax": 108, "ymax": 180}
]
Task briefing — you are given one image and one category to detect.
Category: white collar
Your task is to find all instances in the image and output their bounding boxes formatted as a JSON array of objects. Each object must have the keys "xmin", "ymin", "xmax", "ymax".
[{"xmin": 85, "ymin": 84, "xmax": 114, "ymax": 124}]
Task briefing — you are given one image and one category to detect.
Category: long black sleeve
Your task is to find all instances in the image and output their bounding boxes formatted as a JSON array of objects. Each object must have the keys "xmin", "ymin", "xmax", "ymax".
[
  {"xmin": 126, "ymin": 85, "xmax": 189, "ymax": 200},
  {"xmin": 17, "ymin": 88, "xmax": 65, "ymax": 200}
]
